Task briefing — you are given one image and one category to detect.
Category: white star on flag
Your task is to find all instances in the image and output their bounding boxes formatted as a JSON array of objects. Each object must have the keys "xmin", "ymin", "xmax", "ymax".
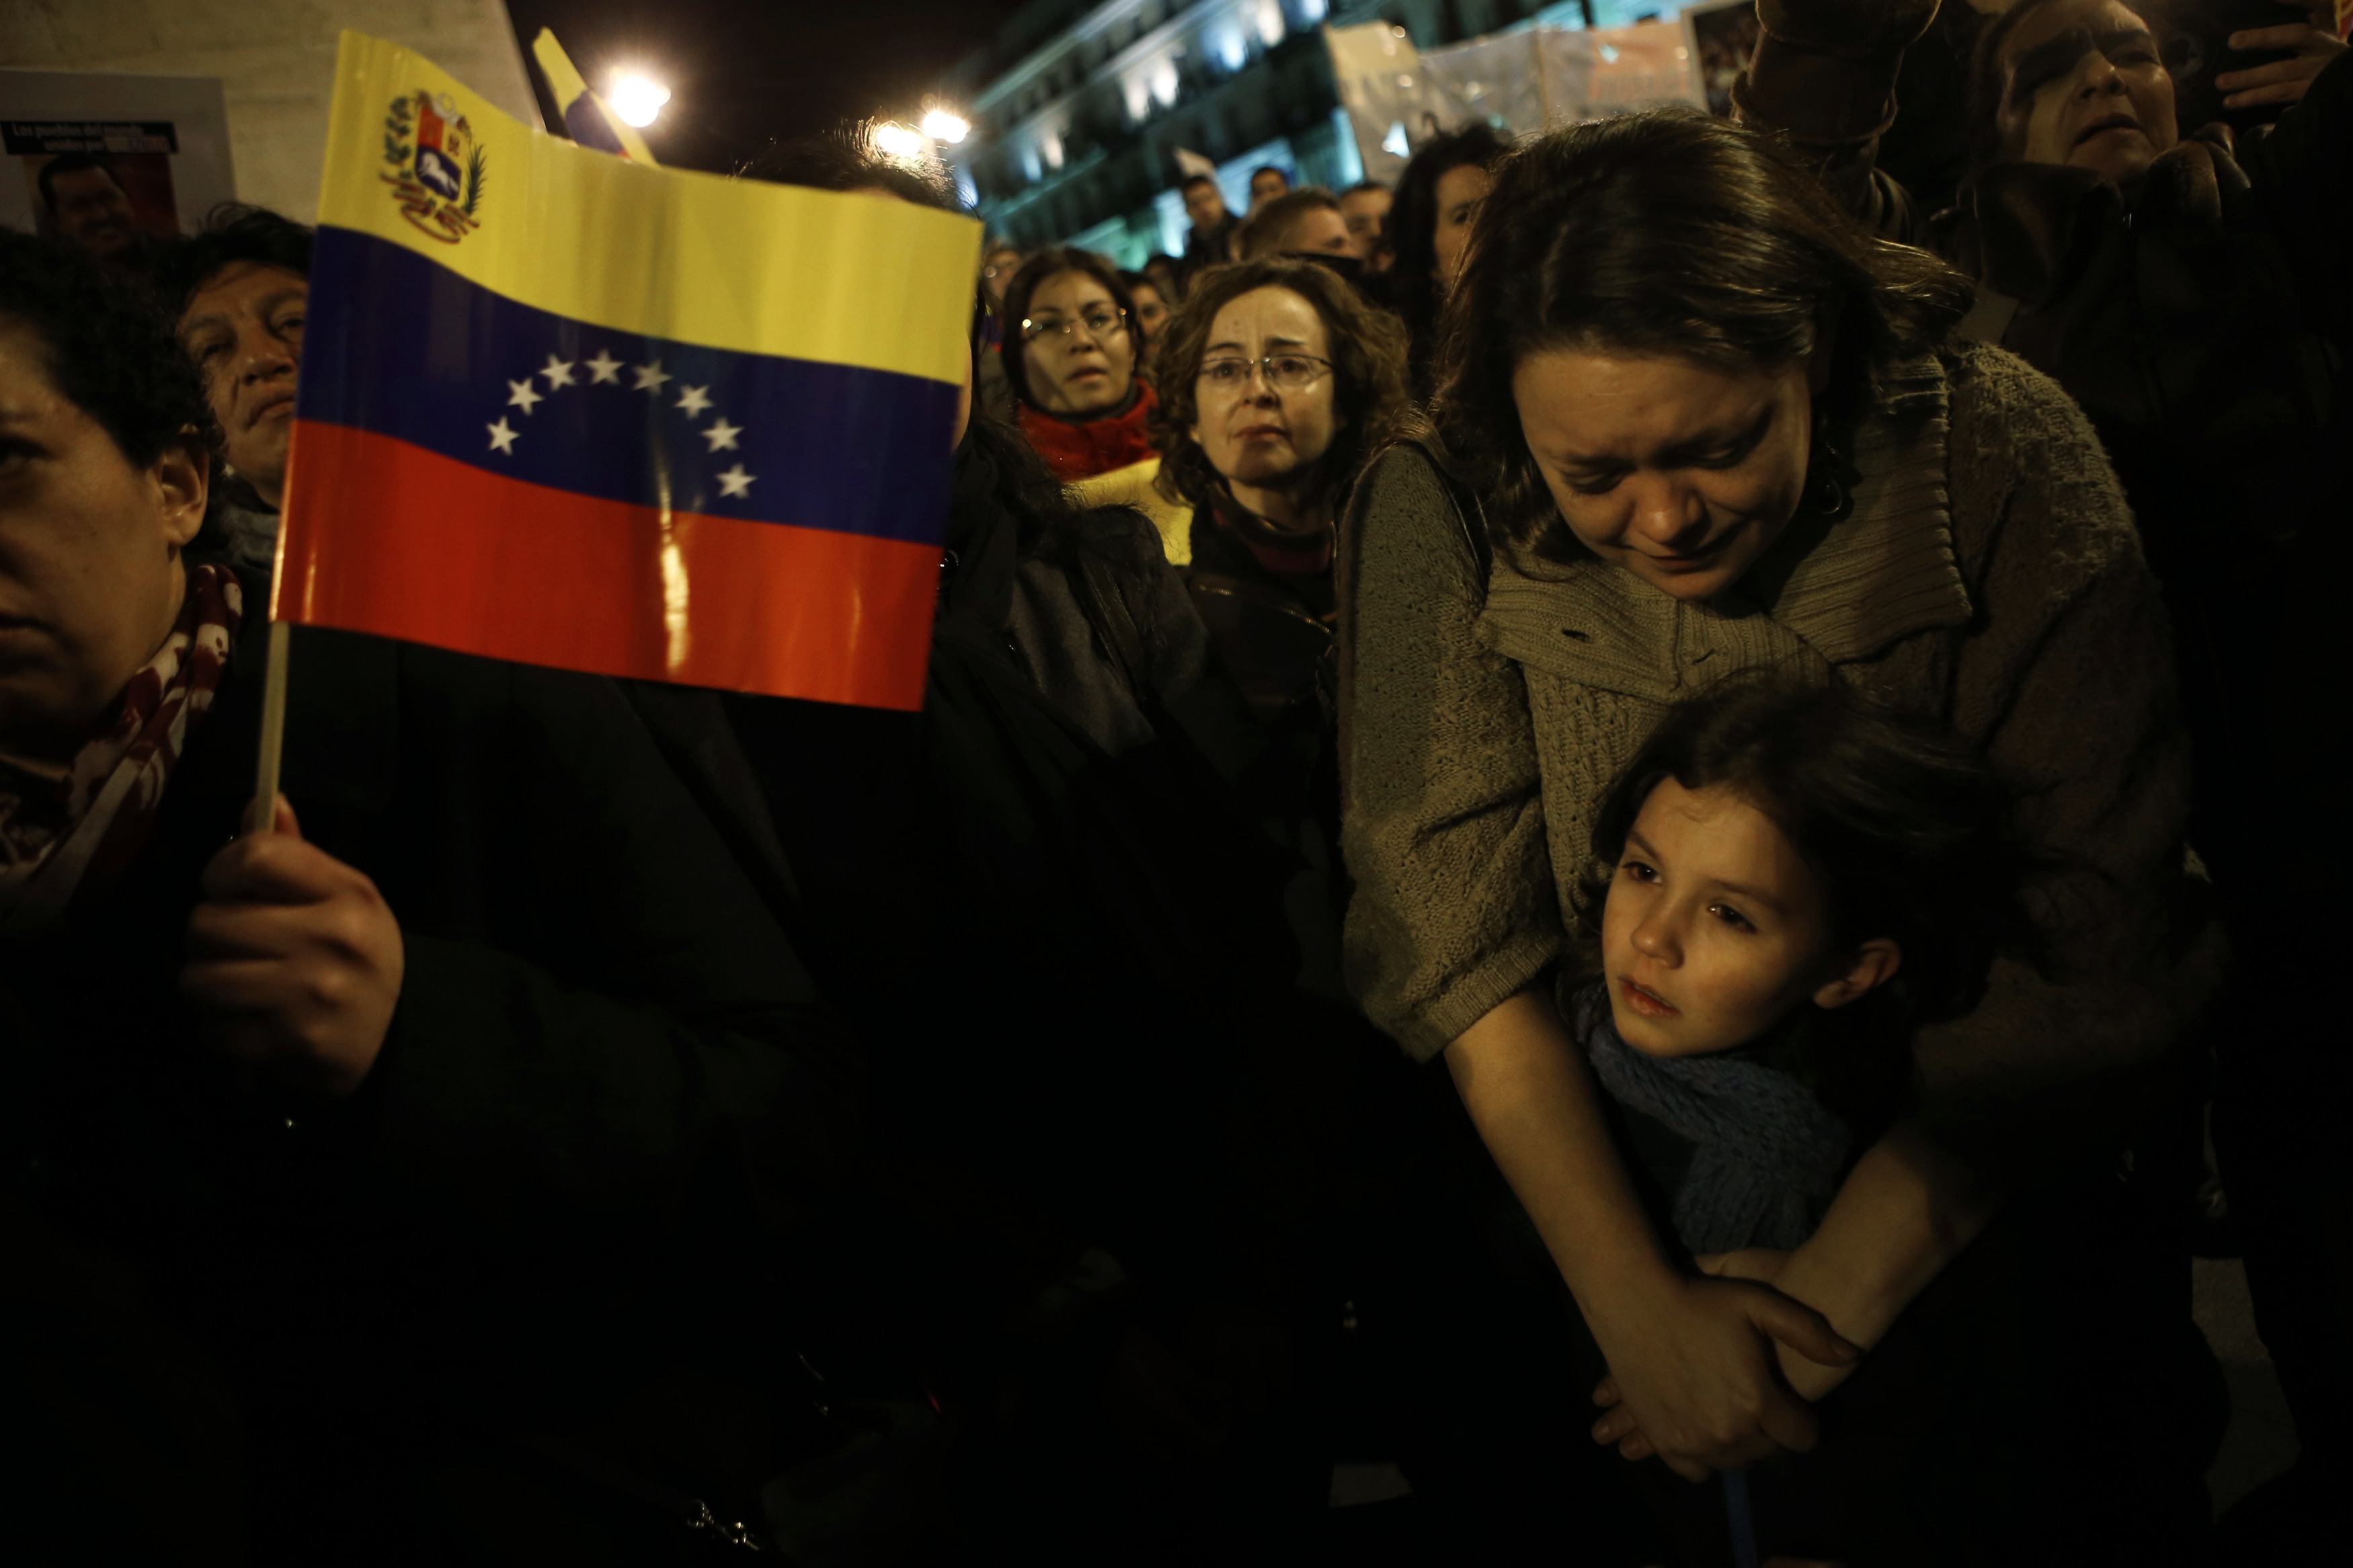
[
  {"xmin": 632, "ymin": 360, "xmax": 672, "ymax": 393},
  {"xmin": 506, "ymin": 378, "xmax": 544, "ymax": 414},
  {"xmin": 539, "ymin": 354, "xmax": 576, "ymax": 389},
  {"xmin": 702, "ymin": 417, "xmax": 743, "ymax": 452},
  {"xmin": 715, "ymin": 464, "xmax": 756, "ymax": 498},
  {"xmin": 486, "ymin": 418, "xmax": 520, "ymax": 454},
  {"xmin": 676, "ymin": 384, "xmax": 713, "ymax": 417},
  {"xmin": 585, "ymin": 349, "xmax": 623, "ymax": 384}
]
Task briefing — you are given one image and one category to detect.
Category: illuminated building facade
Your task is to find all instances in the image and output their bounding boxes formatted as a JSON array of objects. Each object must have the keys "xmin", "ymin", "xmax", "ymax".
[{"xmin": 949, "ymin": 1, "xmax": 1637, "ymax": 265}]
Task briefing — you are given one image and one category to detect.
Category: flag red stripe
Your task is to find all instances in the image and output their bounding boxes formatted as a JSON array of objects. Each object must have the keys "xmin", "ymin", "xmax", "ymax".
[{"xmin": 277, "ymin": 419, "xmax": 938, "ymax": 710}]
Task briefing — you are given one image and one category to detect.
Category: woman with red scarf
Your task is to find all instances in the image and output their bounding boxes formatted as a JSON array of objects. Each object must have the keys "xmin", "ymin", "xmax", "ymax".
[
  {"xmin": 0, "ymin": 233, "xmax": 856, "ymax": 1563},
  {"xmin": 999, "ymin": 248, "xmax": 1159, "ymax": 483}
]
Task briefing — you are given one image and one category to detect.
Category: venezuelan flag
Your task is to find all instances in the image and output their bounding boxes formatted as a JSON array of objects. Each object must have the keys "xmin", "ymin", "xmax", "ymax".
[{"xmin": 278, "ymin": 32, "xmax": 979, "ymax": 710}]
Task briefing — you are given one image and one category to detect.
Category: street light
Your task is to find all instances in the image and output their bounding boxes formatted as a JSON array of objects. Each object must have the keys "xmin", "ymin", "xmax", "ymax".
[
  {"xmin": 607, "ymin": 73, "xmax": 670, "ymax": 128},
  {"xmin": 920, "ymin": 107, "xmax": 969, "ymax": 145},
  {"xmin": 872, "ymin": 121, "xmax": 927, "ymax": 158}
]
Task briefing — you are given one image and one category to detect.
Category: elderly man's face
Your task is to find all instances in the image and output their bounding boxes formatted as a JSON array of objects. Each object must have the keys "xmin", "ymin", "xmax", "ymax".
[
  {"xmin": 179, "ymin": 262, "xmax": 308, "ymax": 510},
  {"xmin": 48, "ymin": 167, "xmax": 141, "ymax": 259}
]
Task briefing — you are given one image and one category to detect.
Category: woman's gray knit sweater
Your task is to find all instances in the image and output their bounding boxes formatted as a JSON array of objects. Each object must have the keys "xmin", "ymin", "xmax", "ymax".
[{"xmin": 1338, "ymin": 341, "xmax": 2218, "ymax": 1149}]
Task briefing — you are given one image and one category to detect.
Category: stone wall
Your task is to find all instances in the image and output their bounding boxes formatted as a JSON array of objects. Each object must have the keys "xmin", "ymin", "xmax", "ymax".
[{"xmin": 1, "ymin": 0, "xmax": 539, "ymax": 222}]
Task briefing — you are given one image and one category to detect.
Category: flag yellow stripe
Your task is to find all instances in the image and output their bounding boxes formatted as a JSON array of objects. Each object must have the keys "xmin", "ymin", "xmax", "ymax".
[{"xmin": 317, "ymin": 31, "xmax": 978, "ymax": 386}]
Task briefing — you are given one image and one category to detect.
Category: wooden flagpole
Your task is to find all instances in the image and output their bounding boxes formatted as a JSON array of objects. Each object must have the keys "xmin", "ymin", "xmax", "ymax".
[{"xmin": 243, "ymin": 619, "xmax": 291, "ymax": 835}]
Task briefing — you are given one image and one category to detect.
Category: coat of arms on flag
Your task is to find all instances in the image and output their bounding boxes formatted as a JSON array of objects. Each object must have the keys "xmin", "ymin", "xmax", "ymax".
[
  {"xmin": 380, "ymin": 88, "xmax": 484, "ymax": 243},
  {"xmin": 284, "ymin": 32, "xmax": 980, "ymax": 710}
]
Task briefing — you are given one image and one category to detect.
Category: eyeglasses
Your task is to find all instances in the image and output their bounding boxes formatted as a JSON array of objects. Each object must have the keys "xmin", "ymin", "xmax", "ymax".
[
  {"xmin": 1021, "ymin": 306, "xmax": 1128, "ymax": 343},
  {"xmin": 1197, "ymin": 353, "xmax": 1333, "ymax": 395}
]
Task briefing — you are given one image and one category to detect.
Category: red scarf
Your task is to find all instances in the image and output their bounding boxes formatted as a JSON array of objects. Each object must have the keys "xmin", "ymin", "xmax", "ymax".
[
  {"xmin": 1207, "ymin": 492, "xmax": 1335, "ymax": 578},
  {"xmin": 1017, "ymin": 378, "xmax": 1160, "ymax": 483},
  {"xmin": 0, "ymin": 565, "xmax": 243, "ymax": 933}
]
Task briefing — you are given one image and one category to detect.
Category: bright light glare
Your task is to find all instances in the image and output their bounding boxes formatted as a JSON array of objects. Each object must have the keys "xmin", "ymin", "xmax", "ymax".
[
  {"xmin": 920, "ymin": 108, "xmax": 969, "ymax": 145},
  {"xmin": 873, "ymin": 121, "xmax": 926, "ymax": 157},
  {"xmin": 608, "ymin": 74, "xmax": 670, "ymax": 128}
]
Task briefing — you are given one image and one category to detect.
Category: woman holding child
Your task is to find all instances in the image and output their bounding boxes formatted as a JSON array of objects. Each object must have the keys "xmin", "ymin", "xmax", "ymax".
[{"xmin": 1339, "ymin": 110, "xmax": 2220, "ymax": 1563}]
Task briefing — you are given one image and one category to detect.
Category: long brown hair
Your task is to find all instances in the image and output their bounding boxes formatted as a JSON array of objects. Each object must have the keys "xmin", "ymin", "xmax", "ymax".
[
  {"xmin": 1146, "ymin": 257, "xmax": 1410, "ymax": 515},
  {"xmin": 1429, "ymin": 110, "xmax": 1972, "ymax": 566}
]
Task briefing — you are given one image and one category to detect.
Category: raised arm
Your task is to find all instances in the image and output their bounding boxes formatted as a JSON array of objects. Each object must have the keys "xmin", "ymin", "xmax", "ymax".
[{"xmin": 1734, "ymin": 0, "xmax": 1944, "ymax": 238}]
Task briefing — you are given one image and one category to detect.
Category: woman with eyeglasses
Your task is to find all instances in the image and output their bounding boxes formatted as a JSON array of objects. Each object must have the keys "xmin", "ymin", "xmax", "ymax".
[
  {"xmin": 998, "ymin": 248, "xmax": 1158, "ymax": 484},
  {"xmin": 1145, "ymin": 258, "xmax": 1409, "ymax": 728}
]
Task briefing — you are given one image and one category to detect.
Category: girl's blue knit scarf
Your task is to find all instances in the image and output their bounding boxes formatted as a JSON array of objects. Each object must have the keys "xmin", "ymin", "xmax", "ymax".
[{"xmin": 1568, "ymin": 981, "xmax": 1853, "ymax": 1255}]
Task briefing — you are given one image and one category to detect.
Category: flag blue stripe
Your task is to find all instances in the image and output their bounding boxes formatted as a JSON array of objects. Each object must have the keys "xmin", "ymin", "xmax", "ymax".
[{"xmin": 295, "ymin": 225, "xmax": 960, "ymax": 544}]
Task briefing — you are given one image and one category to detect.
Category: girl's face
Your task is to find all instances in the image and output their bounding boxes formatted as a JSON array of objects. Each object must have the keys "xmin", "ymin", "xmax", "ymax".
[
  {"xmin": 1021, "ymin": 270, "xmax": 1136, "ymax": 417},
  {"xmin": 1513, "ymin": 347, "xmax": 1812, "ymax": 602},
  {"xmin": 1601, "ymin": 778, "xmax": 1897, "ymax": 1058},
  {"xmin": 1188, "ymin": 285, "xmax": 1342, "ymax": 495},
  {"xmin": 1431, "ymin": 162, "xmax": 1492, "ymax": 294}
]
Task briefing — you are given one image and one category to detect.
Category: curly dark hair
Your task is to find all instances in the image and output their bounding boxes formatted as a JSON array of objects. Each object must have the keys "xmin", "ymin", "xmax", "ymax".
[
  {"xmin": 0, "ymin": 228, "xmax": 218, "ymax": 471},
  {"xmin": 1570, "ymin": 677, "xmax": 2038, "ymax": 1128},
  {"xmin": 140, "ymin": 203, "xmax": 314, "ymax": 319},
  {"xmin": 1145, "ymin": 256, "xmax": 1410, "ymax": 517},
  {"xmin": 1429, "ymin": 110, "xmax": 1972, "ymax": 568},
  {"xmin": 997, "ymin": 247, "xmax": 1144, "ymax": 413}
]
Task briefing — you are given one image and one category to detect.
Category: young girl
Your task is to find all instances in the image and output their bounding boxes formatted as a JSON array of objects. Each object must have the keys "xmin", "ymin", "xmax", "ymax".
[
  {"xmin": 1559, "ymin": 680, "xmax": 2210, "ymax": 1565},
  {"xmin": 1568, "ymin": 679, "xmax": 2026, "ymax": 1268}
]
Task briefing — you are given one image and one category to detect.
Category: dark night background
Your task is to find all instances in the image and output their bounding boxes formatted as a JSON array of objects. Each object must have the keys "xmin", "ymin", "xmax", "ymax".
[{"xmin": 501, "ymin": 0, "xmax": 1036, "ymax": 172}]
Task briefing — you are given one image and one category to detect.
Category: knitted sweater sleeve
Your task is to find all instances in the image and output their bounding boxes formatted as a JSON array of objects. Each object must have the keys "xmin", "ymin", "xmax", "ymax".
[
  {"xmin": 1337, "ymin": 447, "xmax": 1561, "ymax": 1061},
  {"xmin": 1911, "ymin": 344, "xmax": 2220, "ymax": 1151}
]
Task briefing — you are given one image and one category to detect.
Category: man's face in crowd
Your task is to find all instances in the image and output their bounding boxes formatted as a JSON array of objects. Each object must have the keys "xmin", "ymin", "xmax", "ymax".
[
  {"xmin": 179, "ymin": 261, "xmax": 308, "ymax": 510},
  {"xmin": 1995, "ymin": 0, "xmax": 2180, "ymax": 185},
  {"xmin": 1247, "ymin": 169, "xmax": 1290, "ymax": 214},
  {"xmin": 1270, "ymin": 204, "xmax": 1360, "ymax": 261},
  {"xmin": 1183, "ymin": 180, "xmax": 1228, "ymax": 231},
  {"xmin": 48, "ymin": 167, "xmax": 141, "ymax": 260}
]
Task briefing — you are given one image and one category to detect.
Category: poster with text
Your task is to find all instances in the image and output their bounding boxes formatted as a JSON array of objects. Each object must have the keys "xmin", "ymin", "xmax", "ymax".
[{"xmin": 0, "ymin": 71, "xmax": 235, "ymax": 263}]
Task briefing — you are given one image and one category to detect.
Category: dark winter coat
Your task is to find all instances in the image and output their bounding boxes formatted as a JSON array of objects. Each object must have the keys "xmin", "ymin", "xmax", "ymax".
[{"xmin": 0, "ymin": 565, "xmax": 859, "ymax": 1564}]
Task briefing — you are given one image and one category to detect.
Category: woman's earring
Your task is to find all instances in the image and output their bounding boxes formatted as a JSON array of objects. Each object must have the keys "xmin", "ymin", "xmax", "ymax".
[{"xmin": 1805, "ymin": 426, "xmax": 1853, "ymax": 521}]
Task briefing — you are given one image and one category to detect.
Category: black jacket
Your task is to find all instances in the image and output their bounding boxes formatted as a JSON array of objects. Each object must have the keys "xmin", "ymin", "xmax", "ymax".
[{"xmin": 1, "ymin": 567, "xmax": 858, "ymax": 1563}]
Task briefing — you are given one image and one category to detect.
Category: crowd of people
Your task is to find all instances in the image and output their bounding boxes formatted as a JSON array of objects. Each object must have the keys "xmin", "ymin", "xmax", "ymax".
[{"xmin": 3, "ymin": 2, "xmax": 2348, "ymax": 1563}]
